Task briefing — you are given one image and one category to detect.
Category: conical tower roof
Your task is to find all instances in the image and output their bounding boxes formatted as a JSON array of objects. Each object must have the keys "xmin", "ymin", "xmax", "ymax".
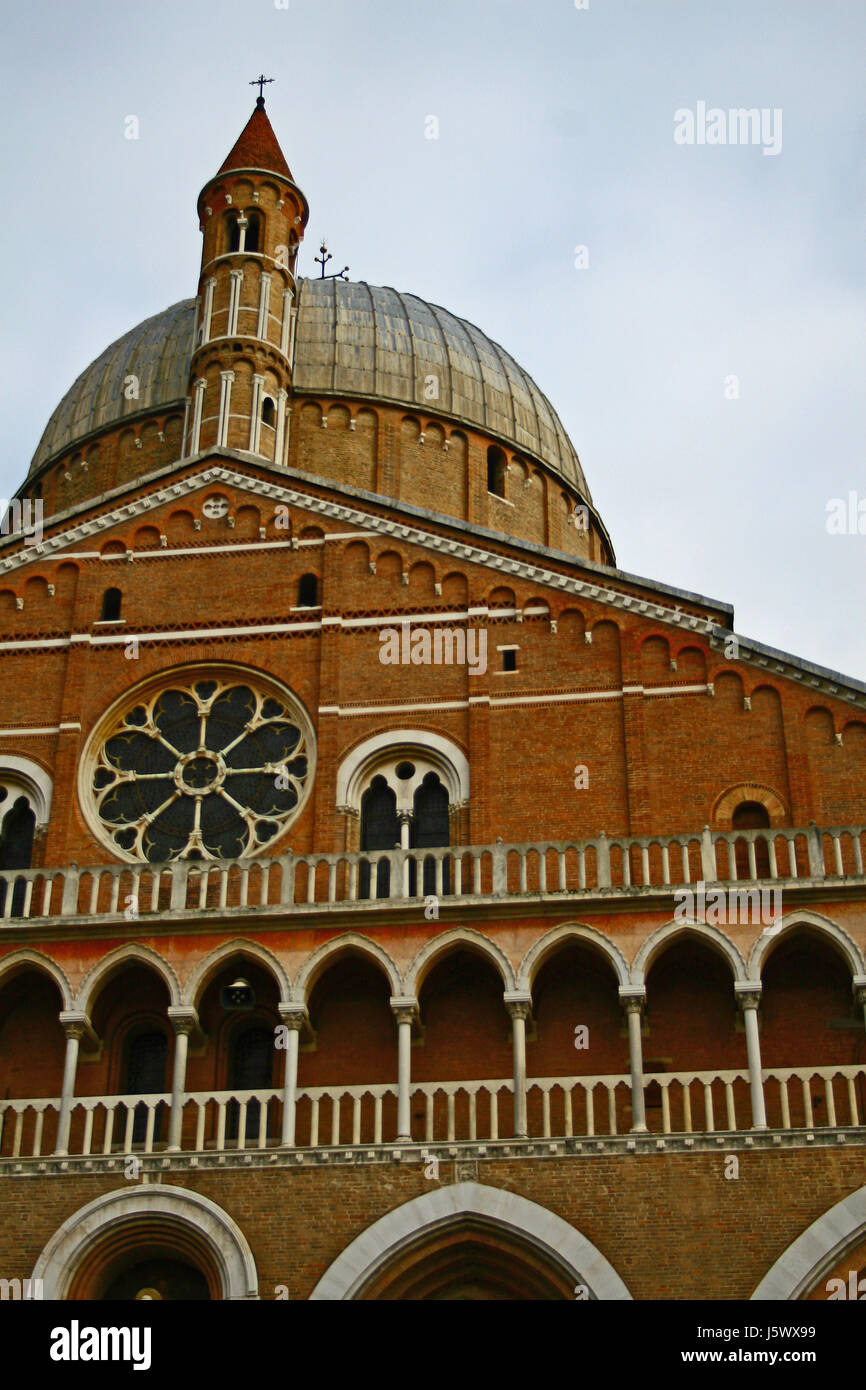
[{"xmin": 218, "ymin": 97, "xmax": 293, "ymax": 178}]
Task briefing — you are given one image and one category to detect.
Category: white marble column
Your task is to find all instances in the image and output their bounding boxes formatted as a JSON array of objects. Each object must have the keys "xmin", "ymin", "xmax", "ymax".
[
  {"xmin": 390, "ymin": 997, "xmax": 419, "ymax": 1142},
  {"xmin": 619, "ymin": 987, "xmax": 648, "ymax": 1133},
  {"xmin": 217, "ymin": 370, "xmax": 234, "ymax": 447},
  {"xmin": 227, "ymin": 268, "xmax": 243, "ymax": 335},
  {"xmin": 273, "ymin": 388, "xmax": 288, "ymax": 466},
  {"xmin": 736, "ymin": 984, "xmax": 768, "ymax": 1130},
  {"xmin": 189, "ymin": 378, "xmax": 206, "ymax": 455},
  {"xmin": 55, "ymin": 1012, "xmax": 90, "ymax": 1156},
  {"xmin": 249, "ymin": 373, "xmax": 265, "ymax": 453},
  {"xmin": 166, "ymin": 1007, "xmax": 198, "ymax": 1152},
  {"xmin": 279, "ymin": 1005, "xmax": 308, "ymax": 1147},
  {"xmin": 505, "ymin": 993, "xmax": 532, "ymax": 1138}
]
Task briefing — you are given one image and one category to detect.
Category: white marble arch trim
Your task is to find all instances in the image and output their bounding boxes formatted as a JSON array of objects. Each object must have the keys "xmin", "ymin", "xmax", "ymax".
[
  {"xmin": 335, "ymin": 728, "xmax": 470, "ymax": 809},
  {"xmin": 751, "ymin": 1186, "xmax": 866, "ymax": 1301},
  {"xmin": 309, "ymin": 1181, "xmax": 632, "ymax": 1300},
  {"xmin": 0, "ymin": 754, "xmax": 53, "ymax": 825},
  {"xmin": 30, "ymin": 1185, "xmax": 259, "ymax": 1300}
]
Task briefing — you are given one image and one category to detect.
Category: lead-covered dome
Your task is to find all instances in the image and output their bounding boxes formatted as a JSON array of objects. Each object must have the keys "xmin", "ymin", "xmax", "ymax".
[{"xmin": 28, "ymin": 278, "xmax": 592, "ymax": 502}]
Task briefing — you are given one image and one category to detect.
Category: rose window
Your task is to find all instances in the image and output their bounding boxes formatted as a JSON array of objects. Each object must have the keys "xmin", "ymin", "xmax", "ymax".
[{"xmin": 90, "ymin": 678, "xmax": 311, "ymax": 862}]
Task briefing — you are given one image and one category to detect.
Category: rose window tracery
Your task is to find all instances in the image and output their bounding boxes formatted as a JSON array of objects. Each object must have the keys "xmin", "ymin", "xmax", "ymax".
[{"xmin": 89, "ymin": 678, "xmax": 311, "ymax": 862}]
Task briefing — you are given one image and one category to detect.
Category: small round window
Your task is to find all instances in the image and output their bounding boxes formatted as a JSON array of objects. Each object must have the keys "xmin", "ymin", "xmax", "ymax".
[{"xmin": 85, "ymin": 671, "xmax": 314, "ymax": 863}]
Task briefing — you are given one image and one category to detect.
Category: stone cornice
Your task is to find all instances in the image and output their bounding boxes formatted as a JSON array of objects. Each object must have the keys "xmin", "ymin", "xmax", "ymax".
[{"xmin": 2, "ymin": 459, "xmax": 865, "ymax": 709}]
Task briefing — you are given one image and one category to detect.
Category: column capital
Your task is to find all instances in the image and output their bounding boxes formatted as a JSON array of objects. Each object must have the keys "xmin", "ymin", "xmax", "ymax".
[
  {"xmin": 167, "ymin": 1006, "xmax": 199, "ymax": 1036},
  {"xmin": 618, "ymin": 986, "xmax": 647, "ymax": 1013},
  {"xmin": 59, "ymin": 1010, "xmax": 92, "ymax": 1043},
  {"xmin": 853, "ymin": 976, "xmax": 866, "ymax": 1008},
  {"xmin": 390, "ymin": 996, "xmax": 420, "ymax": 1028},
  {"xmin": 504, "ymin": 991, "xmax": 532, "ymax": 1022},
  {"xmin": 735, "ymin": 982, "xmax": 763, "ymax": 1011},
  {"xmin": 278, "ymin": 1003, "xmax": 309, "ymax": 1031}
]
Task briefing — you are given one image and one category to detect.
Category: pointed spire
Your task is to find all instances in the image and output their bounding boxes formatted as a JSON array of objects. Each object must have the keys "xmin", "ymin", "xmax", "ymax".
[{"xmin": 218, "ymin": 99, "xmax": 293, "ymax": 179}]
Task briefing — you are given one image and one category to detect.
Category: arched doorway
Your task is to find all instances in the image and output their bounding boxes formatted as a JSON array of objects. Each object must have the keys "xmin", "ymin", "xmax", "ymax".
[
  {"xmin": 310, "ymin": 1182, "xmax": 632, "ymax": 1301},
  {"xmin": 31, "ymin": 1186, "xmax": 259, "ymax": 1300}
]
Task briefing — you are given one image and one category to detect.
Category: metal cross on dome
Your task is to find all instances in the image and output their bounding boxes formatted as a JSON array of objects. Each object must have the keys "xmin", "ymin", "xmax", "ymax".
[{"xmin": 250, "ymin": 74, "xmax": 274, "ymax": 101}]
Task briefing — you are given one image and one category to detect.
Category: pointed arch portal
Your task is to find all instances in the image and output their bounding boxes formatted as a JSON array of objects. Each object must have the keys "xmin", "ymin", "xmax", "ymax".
[{"xmin": 309, "ymin": 1182, "xmax": 631, "ymax": 1301}]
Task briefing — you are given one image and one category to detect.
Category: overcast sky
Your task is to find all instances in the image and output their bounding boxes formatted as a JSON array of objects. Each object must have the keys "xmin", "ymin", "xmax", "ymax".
[{"xmin": 1, "ymin": 0, "xmax": 863, "ymax": 679}]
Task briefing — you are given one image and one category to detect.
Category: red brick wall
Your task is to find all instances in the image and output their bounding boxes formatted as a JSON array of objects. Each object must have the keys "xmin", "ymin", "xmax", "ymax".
[{"xmin": 0, "ymin": 1149, "xmax": 862, "ymax": 1300}]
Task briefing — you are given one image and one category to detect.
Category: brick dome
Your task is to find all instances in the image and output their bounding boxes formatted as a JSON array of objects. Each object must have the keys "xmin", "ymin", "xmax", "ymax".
[{"xmin": 27, "ymin": 279, "xmax": 594, "ymax": 504}]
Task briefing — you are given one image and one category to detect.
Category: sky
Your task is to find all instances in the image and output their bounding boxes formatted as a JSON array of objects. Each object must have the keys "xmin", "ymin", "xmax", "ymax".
[{"xmin": 0, "ymin": 0, "xmax": 863, "ymax": 678}]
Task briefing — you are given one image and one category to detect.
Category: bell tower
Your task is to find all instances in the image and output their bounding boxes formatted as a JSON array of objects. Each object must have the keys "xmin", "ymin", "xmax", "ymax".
[{"xmin": 185, "ymin": 85, "xmax": 309, "ymax": 465}]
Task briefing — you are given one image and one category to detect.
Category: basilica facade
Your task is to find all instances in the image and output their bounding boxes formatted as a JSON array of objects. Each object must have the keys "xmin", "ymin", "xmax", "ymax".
[{"xmin": 1, "ymin": 99, "xmax": 865, "ymax": 1301}]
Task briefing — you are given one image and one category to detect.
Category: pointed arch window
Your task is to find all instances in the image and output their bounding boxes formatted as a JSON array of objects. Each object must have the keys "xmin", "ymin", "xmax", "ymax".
[
  {"xmin": 359, "ymin": 775, "xmax": 399, "ymax": 898},
  {"xmin": 412, "ymin": 771, "xmax": 450, "ymax": 894},
  {"xmin": 0, "ymin": 793, "xmax": 36, "ymax": 917}
]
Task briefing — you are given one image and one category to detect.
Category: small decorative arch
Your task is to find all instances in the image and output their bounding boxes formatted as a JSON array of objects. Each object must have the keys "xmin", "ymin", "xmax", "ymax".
[
  {"xmin": 747, "ymin": 909, "xmax": 864, "ymax": 982},
  {"xmin": 751, "ymin": 1186, "xmax": 866, "ymax": 1300},
  {"xmin": 184, "ymin": 938, "xmax": 291, "ymax": 1009},
  {"xmin": 309, "ymin": 1182, "xmax": 632, "ymax": 1301},
  {"xmin": 75, "ymin": 943, "xmax": 182, "ymax": 1014},
  {"xmin": 631, "ymin": 919, "xmax": 748, "ymax": 986},
  {"xmin": 405, "ymin": 927, "xmax": 516, "ymax": 998},
  {"xmin": 0, "ymin": 947, "xmax": 73, "ymax": 1009},
  {"xmin": 517, "ymin": 923, "xmax": 630, "ymax": 992},
  {"xmin": 336, "ymin": 730, "xmax": 469, "ymax": 812},
  {"xmin": 30, "ymin": 1186, "xmax": 259, "ymax": 1301},
  {"xmin": 712, "ymin": 784, "xmax": 788, "ymax": 828},
  {"xmin": 292, "ymin": 933, "xmax": 401, "ymax": 1004}
]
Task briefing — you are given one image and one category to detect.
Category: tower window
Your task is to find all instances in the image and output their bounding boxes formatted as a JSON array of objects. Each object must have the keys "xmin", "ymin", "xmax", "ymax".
[
  {"xmin": 487, "ymin": 445, "xmax": 507, "ymax": 498},
  {"xmin": 262, "ymin": 396, "xmax": 276, "ymax": 429},
  {"xmin": 501, "ymin": 648, "xmax": 518, "ymax": 672},
  {"xmin": 244, "ymin": 210, "xmax": 263, "ymax": 254},
  {"xmin": 100, "ymin": 588, "xmax": 122, "ymax": 621},
  {"xmin": 297, "ymin": 574, "xmax": 319, "ymax": 608},
  {"xmin": 225, "ymin": 213, "xmax": 241, "ymax": 253}
]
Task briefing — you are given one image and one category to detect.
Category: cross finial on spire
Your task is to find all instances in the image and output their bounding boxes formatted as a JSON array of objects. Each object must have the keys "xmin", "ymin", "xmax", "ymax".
[{"xmin": 249, "ymin": 74, "xmax": 274, "ymax": 105}]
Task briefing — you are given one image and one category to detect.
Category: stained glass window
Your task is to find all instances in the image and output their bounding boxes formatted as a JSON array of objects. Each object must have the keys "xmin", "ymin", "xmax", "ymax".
[{"xmin": 90, "ymin": 678, "xmax": 311, "ymax": 862}]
